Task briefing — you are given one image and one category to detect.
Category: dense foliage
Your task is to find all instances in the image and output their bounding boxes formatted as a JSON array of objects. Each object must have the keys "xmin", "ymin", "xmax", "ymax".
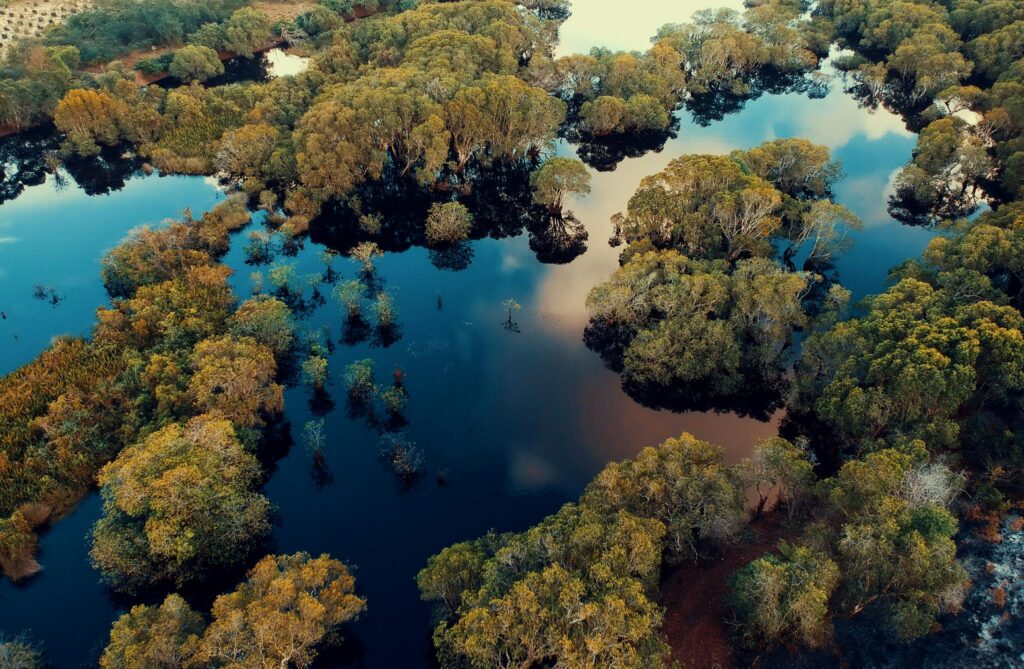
[
  {"xmin": 6, "ymin": 0, "xmax": 1024, "ymax": 665},
  {"xmin": 0, "ymin": 196, "xmax": 295, "ymax": 587},
  {"xmin": 46, "ymin": 0, "xmax": 250, "ymax": 64},
  {"xmin": 587, "ymin": 138, "xmax": 856, "ymax": 414},
  {"xmin": 419, "ymin": 433, "xmax": 757, "ymax": 669},
  {"xmin": 100, "ymin": 552, "xmax": 366, "ymax": 668}
]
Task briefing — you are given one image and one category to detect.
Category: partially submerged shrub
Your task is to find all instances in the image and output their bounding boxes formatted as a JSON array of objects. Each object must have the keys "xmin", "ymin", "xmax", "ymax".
[{"xmin": 425, "ymin": 202, "xmax": 472, "ymax": 247}]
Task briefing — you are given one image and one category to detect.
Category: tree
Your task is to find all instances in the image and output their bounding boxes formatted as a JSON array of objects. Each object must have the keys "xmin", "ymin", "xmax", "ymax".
[
  {"xmin": 0, "ymin": 635, "xmax": 43, "ymax": 669},
  {"xmin": 792, "ymin": 200, "xmax": 863, "ymax": 263},
  {"xmin": 100, "ymin": 554, "xmax": 365, "ymax": 668},
  {"xmin": 189, "ymin": 336, "xmax": 284, "ymax": 428},
  {"xmin": 739, "ymin": 438, "xmax": 816, "ymax": 517},
  {"xmin": 227, "ymin": 297, "xmax": 295, "ymax": 359},
  {"xmin": 417, "ymin": 540, "xmax": 489, "ymax": 614},
  {"xmin": 95, "ymin": 265, "xmax": 237, "ymax": 351},
  {"xmin": 295, "ymin": 101, "xmax": 362, "ymax": 203},
  {"xmin": 530, "ymin": 156, "xmax": 591, "ymax": 215},
  {"xmin": 733, "ymin": 138, "xmax": 842, "ymax": 200},
  {"xmin": 101, "ymin": 594, "xmax": 203, "ymax": 669},
  {"xmin": 582, "ymin": 432, "xmax": 746, "ymax": 560},
  {"xmin": 827, "ymin": 447, "xmax": 968, "ymax": 639},
  {"xmin": 223, "ymin": 8, "xmax": 272, "ymax": 58},
  {"xmin": 169, "ymin": 45, "xmax": 225, "ymax": 83},
  {"xmin": 54, "ymin": 88, "xmax": 126, "ymax": 156},
  {"xmin": 91, "ymin": 414, "xmax": 271, "ymax": 592},
  {"xmin": 921, "ymin": 204, "xmax": 1024, "ymax": 305},
  {"xmin": 794, "ymin": 278, "xmax": 1024, "ymax": 454},
  {"xmin": 968, "ymin": 19, "xmax": 1024, "ymax": 81},
  {"xmin": 345, "ymin": 359, "xmax": 376, "ymax": 404},
  {"xmin": 444, "ymin": 74, "xmax": 565, "ymax": 171},
  {"xmin": 731, "ymin": 542, "xmax": 839, "ymax": 649},
  {"xmin": 350, "ymin": 241, "xmax": 383, "ymax": 274},
  {"xmin": 301, "ymin": 355, "xmax": 329, "ymax": 391},
  {"xmin": 578, "ymin": 95, "xmax": 629, "ymax": 135},
  {"xmin": 585, "ymin": 250, "xmax": 810, "ymax": 412},
  {"xmin": 194, "ymin": 553, "xmax": 366, "ymax": 668},
  {"xmin": 334, "ymin": 280, "xmax": 366, "ymax": 321},
  {"xmin": 216, "ymin": 123, "xmax": 284, "ymax": 189},
  {"xmin": 424, "ymin": 504, "xmax": 668, "ymax": 669},
  {"xmin": 887, "ymin": 25, "xmax": 972, "ymax": 100},
  {"xmin": 611, "ymin": 153, "xmax": 781, "ymax": 261},
  {"xmin": 425, "ymin": 202, "xmax": 473, "ymax": 246},
  {"xmin": 891, "ymin": 117, "xmax": 992, "ymax": 221}
]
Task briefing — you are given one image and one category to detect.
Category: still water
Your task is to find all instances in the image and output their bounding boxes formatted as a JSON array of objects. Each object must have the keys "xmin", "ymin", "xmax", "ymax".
[{"xmin": 0, "ymin": 2, "xmax": 934, "ymax": 667}]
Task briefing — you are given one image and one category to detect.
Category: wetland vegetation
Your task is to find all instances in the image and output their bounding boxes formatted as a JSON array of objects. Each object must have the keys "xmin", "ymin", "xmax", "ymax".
[{"xmin": 1, "ymin": 0, "xmax": 1024, "ymax": 667}]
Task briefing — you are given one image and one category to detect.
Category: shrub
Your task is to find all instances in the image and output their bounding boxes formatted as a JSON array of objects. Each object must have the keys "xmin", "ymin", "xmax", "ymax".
[{"xmin": 425, "ymin": 202, "xmax": 472, "ymax": 247}]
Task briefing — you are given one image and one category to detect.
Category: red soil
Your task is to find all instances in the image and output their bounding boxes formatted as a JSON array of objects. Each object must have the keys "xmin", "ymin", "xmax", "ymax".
[{"xmin": 660, "ymin": 517, "xmax": 788, "ymax": 669}]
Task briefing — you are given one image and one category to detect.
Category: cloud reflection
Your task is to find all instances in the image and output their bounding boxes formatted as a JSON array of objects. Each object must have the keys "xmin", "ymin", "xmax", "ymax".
[{"xmin": 556, "ymin": 0, "xmax": 745, "ymax": 57}]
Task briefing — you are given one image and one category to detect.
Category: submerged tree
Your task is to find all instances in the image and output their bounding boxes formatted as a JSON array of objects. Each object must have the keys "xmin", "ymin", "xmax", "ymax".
[
  {"xmin": 501, "ymin": 298, "xmax": 521, "ymax": 333},
  {"xmin": 0, "ymin": 635, "xmax": 43, "ymax": 669},
  {"xmin": 529, "ymin": 156, "xmax": 591, "ymax": 216},
  {"xmin": 91, "ymin": 414, "xmax": 272, "ymax": 592},
  {"xmin": 425, "ymin": 202, "xmax": 473, "ymax": 247},
  {"xmin": 586, "ymin": 250, "xmax": 811, "ymax": 414},
  {"xmin": 351, "ymin": 241, "xmax": 383, "ymax": 275},
  {"xmin": 101, "ymin": 553, "xmax": 365, "ymax": 669}
]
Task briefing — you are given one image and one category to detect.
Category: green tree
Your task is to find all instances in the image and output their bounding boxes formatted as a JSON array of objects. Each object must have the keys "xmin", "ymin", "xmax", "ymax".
[
  {"xmin": 423, "ymin": 504, "xmax": 668, "ymax": 669},
  {"xmin": 733, "ymin": 138, "xmax": 842, "ymax": 199},
  {"xmin": 227, "ymin": 297, "xmax": 295, "ymax": 359},
  {"xmin": 0, "ymin": 635, "xmax": 43, "ymax": 669},
  {"xmin": 794, "ymin": 278, "xmax": 1024, "ymax": 454},
  {"xmin": 530, "ymin": 156, "xmax": 592, "ymax": 215},
  {"xmin": 827, "ymin": 447, "xmax": 967, "ymax": 639},
  {"xmin": 739, "ymin": 437, "xmax": 816, "ymax": 517},
  {"xmin": 301, "ymin": 355, "xmax": 329, "ymax": 391},
  {"xmin": 586, "ymin": 250, "xmax": 810, "ymax": 410},
  {"xmin": 731, "ymin": 542, "xmax": 839, "ymax": 648},
  {"xmin": 611, "ymin": 153, "xmax": 781, "ymax": 261},
  {"xmin": 425, "ymin": 202, "xmax": 473, "ymax": 247},
  {"xmin": 582, "ymin": 432, "xmax": 746, "ymax": 560},
  {"xmin": 892, "ymin": 117, "xmax": 992, "ymax": 220},
  {"xmin": 223, "ymin": 8, "xmax": 273, "ymax": 58},
  {"xmin": 169, "ymin": 45, "xmax": 225, "ymax": 83}
]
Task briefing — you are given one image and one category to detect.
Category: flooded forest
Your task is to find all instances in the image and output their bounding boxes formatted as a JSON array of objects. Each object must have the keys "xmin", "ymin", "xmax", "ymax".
[{"xmin": 0, "ymin": 0, "xmax": 1022, "ymax": 667}]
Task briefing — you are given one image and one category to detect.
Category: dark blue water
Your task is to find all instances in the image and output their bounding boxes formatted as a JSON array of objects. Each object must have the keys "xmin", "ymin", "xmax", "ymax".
[
  {"xmin": 0, "ymin": 171, "xmax": 225, "ymax": 376},
  {"xmin": 0, "ymin": 14, "xmax": 936, "ymax": 668}
]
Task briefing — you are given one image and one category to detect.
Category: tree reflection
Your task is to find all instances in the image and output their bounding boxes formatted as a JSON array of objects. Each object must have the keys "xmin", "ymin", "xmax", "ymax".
[
  {"xmin": 685, "ymin": 68, "xmax": 830, "ymax": 128},
  {"xmin": 570, "ymin": 120, "xmax": 680, "ymax": 172},
  {"xmin": 0, "ymin": 127, "xmax": 148, "ymax": 204},
  {"xmin": 429, "ymin": 242, "xmax": 474, "ymax": 271},
  {"xmin": 527, "ymin": 212, "xmax": 589, "ymax": 264}
]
